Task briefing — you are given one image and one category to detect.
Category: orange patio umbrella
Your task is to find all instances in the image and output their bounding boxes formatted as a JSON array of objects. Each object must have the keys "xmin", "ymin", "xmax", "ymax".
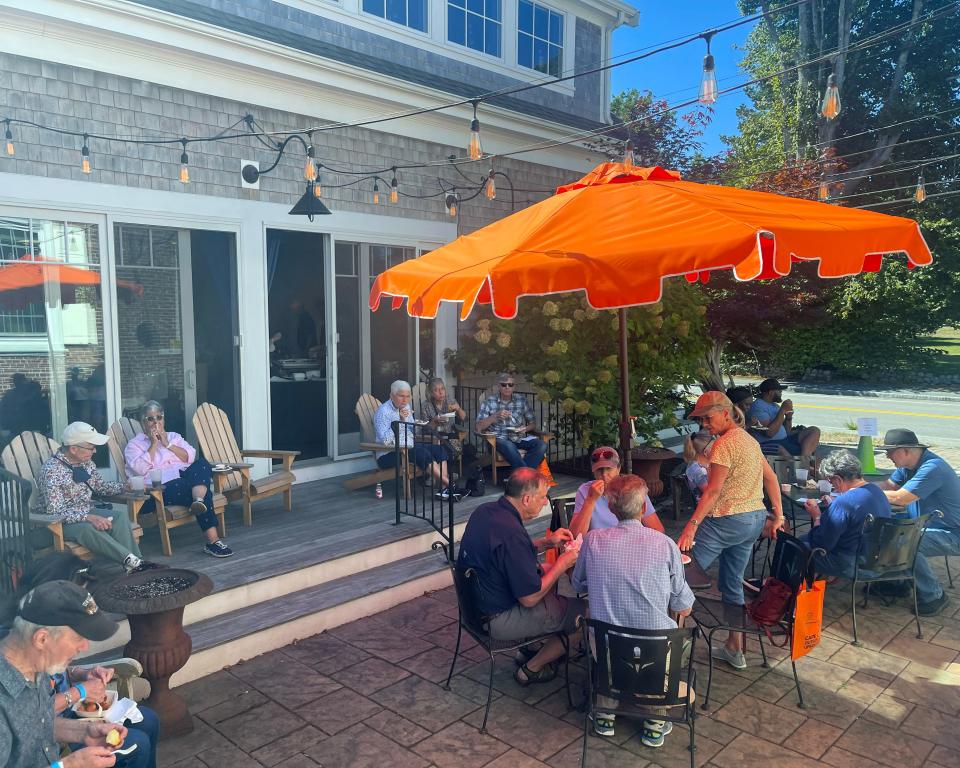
[
  {"xmin": 0, "ymin": 256, "xmax": 144, "ymax": 306},
  {"xmin": 370, "ymin": 162, "xmax": 933, "ymax": 467}
]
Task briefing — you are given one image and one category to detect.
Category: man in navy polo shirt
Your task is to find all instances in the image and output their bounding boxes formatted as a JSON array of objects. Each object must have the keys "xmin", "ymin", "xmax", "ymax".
[
  {"xmin": 875, "ymin": 428, "xmax": 960, "ymax": 616},
  {"xmin": 457, "ymin": 468, "xmax": 582, "ymax": 686}
]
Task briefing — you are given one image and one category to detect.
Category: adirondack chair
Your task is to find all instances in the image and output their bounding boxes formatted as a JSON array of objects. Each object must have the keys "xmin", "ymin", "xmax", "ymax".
[
  {"xmin": 106, "ymin": 418, "xmax": 227, "ymax": 556},
  {"xmin": 192, "ymin": 403, "xmax": 298, "ymax": 527},
  {"xmin": 342, "ymin": 393, "xmax": 413, "ymax": 497},
  {"xmin": 476, "ymin": 390, "xmax": 555, "ymax": 485},
  {"xmin": 0, "ymin": 431, "xmax": 142, "ymax": 560},
  {"xmin": 410, "ymin": 381, "xmax": 429, "ymax": 416},
  {"xmin": 0, "ymin": 466, "xmax": 34, "ymax": 594}
]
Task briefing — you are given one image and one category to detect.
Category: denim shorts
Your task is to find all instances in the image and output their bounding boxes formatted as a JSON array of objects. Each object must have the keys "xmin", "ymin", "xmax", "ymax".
[{"xmin": 692, "ymin": 509, "xmax": 767, "ymax": 606}]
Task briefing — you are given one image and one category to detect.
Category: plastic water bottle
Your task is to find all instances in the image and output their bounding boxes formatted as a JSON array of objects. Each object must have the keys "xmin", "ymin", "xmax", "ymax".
[{"xmin": 375, "ymin": 482, "xmax": 383, "ymax": 499}]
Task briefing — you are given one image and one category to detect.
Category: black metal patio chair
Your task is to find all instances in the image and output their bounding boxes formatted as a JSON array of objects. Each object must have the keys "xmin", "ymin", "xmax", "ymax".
[
  {"xmin": 692, "ymin": 531, "xmax": 822, "ymax": 710},
  {"xmin": 853, "ymin": 511, "xmax": 936, "ymax": 644},
  {"xmin": 581, "ymin": 619, "xmax": 698, "ymax": 768},
  {"xmin": 435, "ymin": 542, "xmax": 574, "ymax": 733}
]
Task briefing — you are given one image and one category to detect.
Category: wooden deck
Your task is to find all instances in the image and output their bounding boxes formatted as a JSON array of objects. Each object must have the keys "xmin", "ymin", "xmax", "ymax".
[{"xmin": 137, "ymin": 471, "xmax": 583, "ymax": 594}]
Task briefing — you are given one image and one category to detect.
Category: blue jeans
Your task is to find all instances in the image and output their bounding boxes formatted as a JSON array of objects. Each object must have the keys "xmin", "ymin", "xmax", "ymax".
[
  {"xmin": 914, "ymin": 527, "xmax": 960, "ymax": 602},
  {"xmin": 140, "ymin": 458, "xmax": 218, "ymax": 532},
  {"xmin": 692, "ymin": 510, "xmax": 766, "ymax": 605},
  {"xmin": 495, "ymin": 436, "xmax": 546, "ymax": 470},
  {"xmin": 117, "ymin": 705, "xmax": 158, "ymax": 768},
  {"xmin": 810, "ymin": 549, "xmax": 857, "ymax": 580},
  {"xmin": 377, "ymin": 443, "xmax": 446, "ymax": 471}
]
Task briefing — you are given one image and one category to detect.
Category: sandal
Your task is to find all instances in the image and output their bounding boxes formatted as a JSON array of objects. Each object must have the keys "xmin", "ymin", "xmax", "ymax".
[
  {"xmin": 514, "ymin": 662, "xmax": 557, "ymax": 686},
  {"xmin": 514, "ymin": 645, "xmax": 541, "ymax": 666}
]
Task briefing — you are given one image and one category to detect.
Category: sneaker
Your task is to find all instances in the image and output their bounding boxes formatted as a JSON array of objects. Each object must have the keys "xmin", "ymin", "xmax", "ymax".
[
  {"xmin": 917, "ymin": 591, "xmax": 949, "ymax": 616},
  {"xmin": 204, "ymin": 540, "xmax": 234, "ymax": 558},
  {"xmin": 641, "ymin": 720, "xmax": 672, "ymax": 748},
  {"xmin": 711, "ymin": 644, "xmax": 747, "ymax": 670},
  {"xmin": 130, "ymin": 560, "xmax": 164, "ymax": 573},
  {"xmin": 434, "ymin": 488, "xmax": 464, "ymax": 502},
  {"xmin": 190, "ymin": 499, "xmax": 207, "ymax": 515},
  {"xmin": 590, "ymin": 712, "xmax": 616, "ymax": 737}
]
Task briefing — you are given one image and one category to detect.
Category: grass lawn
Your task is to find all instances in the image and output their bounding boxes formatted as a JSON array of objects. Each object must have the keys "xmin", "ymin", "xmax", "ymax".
[{"xmin": 919, "ymin": 326, "xmax": 960, "ymax": 375}]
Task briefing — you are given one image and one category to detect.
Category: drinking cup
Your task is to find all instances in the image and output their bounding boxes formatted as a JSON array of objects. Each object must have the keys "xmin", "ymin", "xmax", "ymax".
[
  {"xmin": 818, "ymin": 479, "xmax": 833, "ymax": 494},
  {"xmin": 780, "ymin": 483, "xmax": 791, "ymax": 493},
  {"xmin": 795, "ymin": 468, "xmax": 809, "ymax": 484},
  {"xmin": 150, "ymin": 469, "xmax": 163, "ymax": 487},
  {"xmin": 129, "ymin": 476, "xmax": 144, "ymax": 492}
]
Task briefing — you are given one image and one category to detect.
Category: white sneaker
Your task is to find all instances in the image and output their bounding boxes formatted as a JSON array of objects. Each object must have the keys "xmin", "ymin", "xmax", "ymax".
[{"xmin": 711, "ymin": 645, "xmax": 747, "ymax": 670}]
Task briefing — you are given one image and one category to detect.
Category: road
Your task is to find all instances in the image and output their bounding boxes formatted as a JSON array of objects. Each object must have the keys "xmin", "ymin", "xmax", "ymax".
[{"xmin": 789, "ymin": 391, "xmax": 960, "ymax": 448}]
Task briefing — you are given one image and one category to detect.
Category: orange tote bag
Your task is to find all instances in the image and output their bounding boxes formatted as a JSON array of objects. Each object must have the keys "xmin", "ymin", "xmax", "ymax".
[{"xmin": 791, "ymin": 579, "xmax": 826, "ymax": 660}]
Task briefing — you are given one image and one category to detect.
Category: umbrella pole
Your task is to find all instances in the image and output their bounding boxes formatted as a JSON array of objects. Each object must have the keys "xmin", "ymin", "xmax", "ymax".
[{"xmin": 618, "ymin": 308, "xmax": 632, "ymax": 474}]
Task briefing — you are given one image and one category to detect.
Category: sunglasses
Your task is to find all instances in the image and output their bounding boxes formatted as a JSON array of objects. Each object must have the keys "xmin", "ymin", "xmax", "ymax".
[
  {"xmin": 499, "ymin": 383, "xmax": 515, "ymax": 388},
  {"xmin": 591, "ymin": 448, "xmax": 618, "ymax": 463},
  {"xmin": 144, "ymin": 414, "xmax": 165, "ymax": 423}
]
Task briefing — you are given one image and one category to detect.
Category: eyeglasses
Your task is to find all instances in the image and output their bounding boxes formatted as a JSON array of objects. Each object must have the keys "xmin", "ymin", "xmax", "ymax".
[
  {"xmin": 144, "ymin": 414, "xmax": 165, "ymax": 423},
  {"xmin": 76, "ymin": 443, "xmax": 97, "ymax": 451},
  {"xmin": 499, "ymin": 382, "xmax": 515, "ymax": 388},
  {"xmin": 591, "ymin": 448, "xmax": 618, "ymax": 463}
]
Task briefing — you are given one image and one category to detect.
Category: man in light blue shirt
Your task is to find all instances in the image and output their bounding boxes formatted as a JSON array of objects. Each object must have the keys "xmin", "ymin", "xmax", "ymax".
[
  {"xmin": 746, "ymin": 378, "xmax": 820, "ymax": 457},
  {"xmin": 875, "ymin": 428, "xmax": 960, "ymax": 616},
  {"xmin": 571, "ymin": 474, "xmax": 693, "ymax": 746}
]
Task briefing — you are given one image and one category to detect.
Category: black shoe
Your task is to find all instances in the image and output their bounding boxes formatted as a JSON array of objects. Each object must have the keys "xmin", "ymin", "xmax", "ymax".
[
  {"xmin": 917, "ymin": 592, "xmax": 949, "ymax": 616},
  {"xmin": 866, "ymin": 581, "xmax": 912, "ymax": 598}
]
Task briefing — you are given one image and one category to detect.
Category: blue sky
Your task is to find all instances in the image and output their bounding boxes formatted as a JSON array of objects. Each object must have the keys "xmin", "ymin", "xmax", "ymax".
[{"xmin": 609, "ymin": 1, "xmax": 756, "ymax": 155}]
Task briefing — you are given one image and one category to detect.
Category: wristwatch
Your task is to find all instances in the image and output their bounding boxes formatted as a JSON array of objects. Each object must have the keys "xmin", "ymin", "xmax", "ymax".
[
  {"xmin": 689, "ymin": 518, "xmax": 699, "ymax": 526},
  {"xmin": 63, "ymin": 690, "xmax": 74, "ymax": 707}
]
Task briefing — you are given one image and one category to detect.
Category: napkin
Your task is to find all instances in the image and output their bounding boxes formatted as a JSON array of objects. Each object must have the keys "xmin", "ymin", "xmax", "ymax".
[{"xmin": 103, "ymin": 697, "xmax": 144, "ymax": 725}]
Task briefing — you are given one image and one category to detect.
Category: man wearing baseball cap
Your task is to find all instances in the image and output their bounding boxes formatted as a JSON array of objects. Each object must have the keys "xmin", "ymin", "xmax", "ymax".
[
  {"xmin": 0, "ymin": 580, "xmax": 127, "ymax": 767},
  {"xmin": 874, "ymin": 429, "xmax": 960, "ymax": 615},
  {"xmin": 36, "ymin": 423, "xmax": 154, "ymax": 573},
  {"xmin": 746, "ymin": 379, "xmax": 820, "ymax": 457}
]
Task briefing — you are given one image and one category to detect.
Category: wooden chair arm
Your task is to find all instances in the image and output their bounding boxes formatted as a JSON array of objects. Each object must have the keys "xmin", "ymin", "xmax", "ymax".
[
  {"xmin": 360, "ymin": 442, "xmax": 408, "ymax": 452},
  {"xmin": 30, "ymin": 514, "xmax": 65, "ymax": 551},
  {"xmin": 241, "ymin": 449, "xmax": 299, "ymax": 471}
]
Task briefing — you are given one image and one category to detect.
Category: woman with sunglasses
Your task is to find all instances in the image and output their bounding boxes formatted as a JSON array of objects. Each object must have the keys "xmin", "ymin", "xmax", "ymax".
[
  {"xmin": 679, "ymin": 391, "xmax": 784, "ymax": 671},
  {"xmin": 568, "ymin": 446, "xmax": 665, "ymax": 538},
  {"xmin": 123, "ymin": 401, "xmax": 233, "ymax": 558}
]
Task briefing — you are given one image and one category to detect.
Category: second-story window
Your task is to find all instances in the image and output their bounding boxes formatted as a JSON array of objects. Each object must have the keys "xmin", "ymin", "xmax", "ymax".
[
  {"xmin": 363, "ymin": 0, "xmax": 427, "ymax": 32},
  {"xmin": 448, "ymin": 0, "xmax": 501, "ymax": 56},
  {"xmin": 517, "ymin": 0, "xmax": 563, "ymax": 77}
]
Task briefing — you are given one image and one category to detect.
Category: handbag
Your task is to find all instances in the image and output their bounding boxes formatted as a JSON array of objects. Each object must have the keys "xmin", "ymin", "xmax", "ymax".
[
  {"xmin": 791, "ymin": 579, "xmax": 826, "ymax": 660},
  {"xmin": 746, "ymin": 576, "xmax": 794, "ymax": 645}
]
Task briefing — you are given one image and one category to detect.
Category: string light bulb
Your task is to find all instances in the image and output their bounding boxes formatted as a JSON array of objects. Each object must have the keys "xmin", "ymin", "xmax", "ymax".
[
  {"xmin": 821, "ymin": 73, "xmax": 841, "ymax": 120},
  {"xmin": 485, "ymin": 170, "xmax": 496, "ymax": 200},
  {"xmin": 914, "ymin": 173, "xmax": 926, "ymax": 203},
  {"xmin": 4, "ymin": 120, "xmax": 13, "ymax": 157},
  {"xmin": 818, "ymin": 181, "xmax": 830, "ymax": 201},
  {"xmin": 373, "ymin": 180, "xmax": 380, "ymax": 205},
  {"xmin": 312, "ymin": 179, "xmax": 322, "ymax": 199},
  {"xmin": 304, "ymin": 142, "xmax": 317, "ymax": 181},
  {"xmin": 81, "ymin": 134, "xmax": 91, "ymax": 174},
  {"xmin": 698, "ymin": 33, "xmax": 718, "ymax": 106},
  {"xmin": 445, "ymin": 193, "xmax": 458, "ymax": 217},
  {"xmin": 390, "ymin": 169, "xmax": 399, "ymax": 203},
  {"xmin": 468, "ymin": 101, "xmax": 482, "ymax": 161},
  {"xmin": 623, "ymin": 140, "xmax": 635, "ymax": 169},
  {"xmin": 179, "ymin": 139, "xmax": 190, "ymax": 184}
]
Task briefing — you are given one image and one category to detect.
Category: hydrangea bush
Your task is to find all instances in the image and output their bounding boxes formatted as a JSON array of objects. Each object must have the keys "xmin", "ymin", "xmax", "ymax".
[{"xmin": 446, "ymin": 283, "xmax": 709, "ymax": 447}]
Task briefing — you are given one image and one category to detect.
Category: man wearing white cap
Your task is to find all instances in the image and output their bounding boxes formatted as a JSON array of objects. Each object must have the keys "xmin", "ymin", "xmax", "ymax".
[{"xmin": 37, "ymin": 422, "xmax": 152, "ymax": 572}]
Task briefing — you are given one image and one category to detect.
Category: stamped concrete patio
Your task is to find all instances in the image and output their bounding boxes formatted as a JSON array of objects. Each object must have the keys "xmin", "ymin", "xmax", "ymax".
[{"xmin": 157, "ymin": 551, "xmax": 960, "ymax": 768}]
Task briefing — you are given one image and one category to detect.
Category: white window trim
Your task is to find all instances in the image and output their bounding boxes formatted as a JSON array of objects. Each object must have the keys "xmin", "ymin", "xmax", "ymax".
[{"xmin": 516, "ymin": 0, "xmax": 569, "ymax": 81}]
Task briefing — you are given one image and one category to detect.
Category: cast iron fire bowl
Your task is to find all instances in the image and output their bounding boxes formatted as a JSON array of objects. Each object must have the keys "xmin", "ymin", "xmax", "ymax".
[{"xmin": 94, "ymin": 568, "xmax": 213, "ymax": 615}]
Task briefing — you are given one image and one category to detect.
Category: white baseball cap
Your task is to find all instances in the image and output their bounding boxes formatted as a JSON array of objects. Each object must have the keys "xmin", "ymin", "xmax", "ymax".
[{"xmin": 61, "ymin": 422, "xmax": 110, "ymax": 446}]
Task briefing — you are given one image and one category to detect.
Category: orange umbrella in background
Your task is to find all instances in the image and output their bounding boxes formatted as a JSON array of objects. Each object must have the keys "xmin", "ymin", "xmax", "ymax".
[
  {"xmin": 370, "ymin": 162, "xmax": 933, "ymax": 468},
  {"xmin": 0, "ymin": 255, "xmax": 144, "ymax": 306}
]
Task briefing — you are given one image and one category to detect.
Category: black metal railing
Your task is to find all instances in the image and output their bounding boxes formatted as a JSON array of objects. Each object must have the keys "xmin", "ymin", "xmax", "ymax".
[
  {"xmin": 393, "ymin": 420, "xmax": 456, "ymax": 562},
  {"xmin": 0, "ymin": 467, "xmax": 33, "ymax": 597},
  {"xmin": 457, "ymin": 385, "xmax": 592, "ymax": 476}
]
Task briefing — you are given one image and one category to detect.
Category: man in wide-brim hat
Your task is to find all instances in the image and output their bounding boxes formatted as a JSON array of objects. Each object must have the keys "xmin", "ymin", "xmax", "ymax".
[{"xmin": 874, "ymin": 428, "xmax": 960, "ymax": 616}]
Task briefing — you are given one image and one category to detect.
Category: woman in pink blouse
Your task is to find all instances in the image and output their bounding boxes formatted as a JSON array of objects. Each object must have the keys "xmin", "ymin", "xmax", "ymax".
[{"xmin": 124, "ymin": 400, "xmax": 234, "ymax": 558}]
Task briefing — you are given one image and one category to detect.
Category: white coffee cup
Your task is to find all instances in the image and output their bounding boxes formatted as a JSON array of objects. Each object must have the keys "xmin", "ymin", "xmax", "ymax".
[
  {"xmin": 818, "ymin": 479, "xmax": 833, "ymax": 494},
  {"xmin": 129, "ymin": 476, "xmax": 144, "ymax": 492},
  {"xmin": 795, "ymin": 468, "xmax": 809, "ymax": 483}
]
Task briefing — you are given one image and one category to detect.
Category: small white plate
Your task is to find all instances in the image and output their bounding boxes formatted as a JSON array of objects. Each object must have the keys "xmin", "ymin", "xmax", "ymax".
[{"xmin": 211, "ymin": 463, "xmax": 232, "ymax": 472}]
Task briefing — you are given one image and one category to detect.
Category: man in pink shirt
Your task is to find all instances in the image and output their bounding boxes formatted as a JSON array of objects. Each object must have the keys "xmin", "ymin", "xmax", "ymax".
[{"xmin": 124, "ymin": 400, "xmax": 233, "ymax": 558}]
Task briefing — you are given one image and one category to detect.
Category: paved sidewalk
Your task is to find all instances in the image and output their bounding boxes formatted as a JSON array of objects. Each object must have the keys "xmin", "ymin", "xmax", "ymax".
[{"xmin": 159, "ymin": 556, "xmax": 960, "ymax": 768}]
